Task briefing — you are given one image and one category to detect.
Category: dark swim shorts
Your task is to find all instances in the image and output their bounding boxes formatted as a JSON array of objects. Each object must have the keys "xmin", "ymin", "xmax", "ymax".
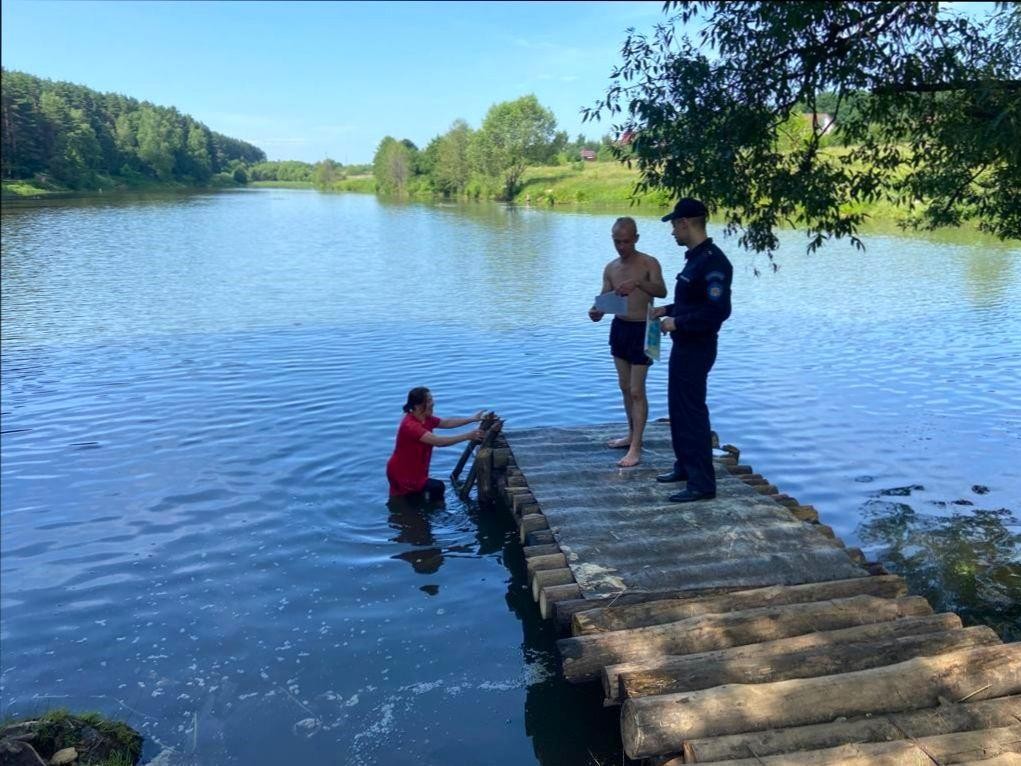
[{"xmin": 609, "ymin": 317, "xmax": 651, "ymax": 366}]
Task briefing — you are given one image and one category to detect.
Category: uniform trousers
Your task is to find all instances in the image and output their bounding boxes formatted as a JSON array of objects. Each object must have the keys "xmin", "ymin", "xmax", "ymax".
[{"xmin": 668, "ymin": 336, "xmax": 718, "ymax": 495}]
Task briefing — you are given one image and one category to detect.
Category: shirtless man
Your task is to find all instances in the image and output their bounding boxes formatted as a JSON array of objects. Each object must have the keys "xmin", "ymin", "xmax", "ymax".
[{"xmin": 588, "ymin": 217, "xmax": 667, "ymax": 467}]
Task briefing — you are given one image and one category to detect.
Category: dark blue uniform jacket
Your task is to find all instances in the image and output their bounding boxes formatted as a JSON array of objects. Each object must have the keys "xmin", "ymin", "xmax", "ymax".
[{"xmin": 664, "ymin": 238, "xmax": 733, "ymax": 339}]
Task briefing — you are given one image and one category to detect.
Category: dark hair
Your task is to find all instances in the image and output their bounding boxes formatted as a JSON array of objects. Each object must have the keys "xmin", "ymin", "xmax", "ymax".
[{"xmin": 403, "ymin": 387, "xmax": 431, "ymax": 413}]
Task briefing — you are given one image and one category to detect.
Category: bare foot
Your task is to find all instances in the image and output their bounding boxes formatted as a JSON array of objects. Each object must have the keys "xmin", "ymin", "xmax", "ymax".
[
  {"xmin": 617, "ymin": 450, "xmax": 641, "ymax": 468},
  {"xmin": 607, "ymin": 436, "xmax": 631, "ymax": 449}
]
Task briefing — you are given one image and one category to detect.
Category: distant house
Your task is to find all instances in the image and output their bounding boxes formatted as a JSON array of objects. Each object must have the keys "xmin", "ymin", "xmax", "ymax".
[
  {"xmin": 801, "ymin": 112, "xmax": 836, "ymax": 134},
  {"xmin": 579, "ymin": 149, "xmax": 597, "ymax": 161}
]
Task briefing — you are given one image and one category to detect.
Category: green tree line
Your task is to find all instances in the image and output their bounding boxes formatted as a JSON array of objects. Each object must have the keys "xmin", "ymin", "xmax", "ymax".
[
  {"xmin": 369, "ymin": 94, "xmax": 619, "ymax": 200},
  {"xmin": 1, "ymin": 69, "xmax": 266, "ymax": 190}
]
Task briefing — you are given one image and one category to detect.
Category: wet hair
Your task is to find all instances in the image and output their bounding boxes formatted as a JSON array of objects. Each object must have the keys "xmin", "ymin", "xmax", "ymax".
[
  {"xmin": 403, "ymin": 387, "xmax": 431, "ymax": 413},
  {"xmin": 612, "ymin": 216, "xmax": 638, "ymax": 235}
]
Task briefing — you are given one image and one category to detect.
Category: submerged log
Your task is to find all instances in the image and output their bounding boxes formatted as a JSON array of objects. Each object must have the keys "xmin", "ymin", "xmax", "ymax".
[
  {"xmin": 621, "ymin": 643, "xmax": 1021, "ymax": 759},
  {"xmin": 682, "ymin": 694, "xmax": 1021, "ymax": 762},
  {"xmin": 559, "ymin": 594, "xmax": 932, "ymax": 683},
  {"xmin": 694, "ymin": 724, "xmax": 1021, "ymax": 766},
  {"xmin": 620, "ymin": 626, "xmax": 999, "ymax": 702},
  {"xmin": 604, "ymin": 613, "xmax": 962, "ymax": 703},
  {"xmin": 573, "ymin": 575, "xmax": 908, "ymax": 635}
]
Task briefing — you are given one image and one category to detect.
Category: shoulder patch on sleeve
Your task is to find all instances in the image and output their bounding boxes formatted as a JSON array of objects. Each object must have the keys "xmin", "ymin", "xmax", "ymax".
[{"xmin": 707, "ymin": 282, "xmax": 725, "ymax": 301}]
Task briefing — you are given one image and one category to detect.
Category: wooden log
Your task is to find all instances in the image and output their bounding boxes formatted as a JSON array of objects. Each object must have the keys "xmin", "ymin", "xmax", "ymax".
[
  {"xmin": 525, "ymin": 553, "xmax": 567, "ymax": 576},
  {"xmin": 525, "ymin": 529, "xmax": 556, "ymax": 546},
  {"xmin": 573, "ymin": 575, "xmax": 908, "ymax": 635},
  {"xmin": 770, "ymin": 494, "xmax": 799, "ymax": 508},
  {"xmin": 814, "ymin": 523, "xmax": 837, "ymax": 539},
  {"xmin": 507, "ymin": 474, "xmax": 527, "ymax": 488},
  {"xmin": 604, "ymin": 613, "xmax": 962, "ymax": 703},
  {"xmin": 959, "ymin": 754, "xmax": 1021, "ymax": 766},
  {"xmin": 522, "ymin": 544, "xmax": 561, "ymax": 559},
  {"xmin": 695, "ymin": 725, "xmax": 1021, "ymax": 766},
  {"xmin": 459, "ymin": 418, "xmax": 500, "ymax": 499},
  {"xmin": 558, "ymin": 594, "xmax": 932, "ymax": 683},
  {"xmin": 531, "ymin": 568, "xmax": 575, "ymax": 600},
  {"xmin": 539, "ymin": 583, "xmax": 582, "ymax": 619},
  {"xmin": 518, "ymin": 513, "xmax": 548, "ymax": 543},
  {"xmin": 742, "ymin": 474, "xmax": 768, "ymax": 485},
  {"xmin": 511, "ymin": 492, "xmax": 536, "ymax": 514},
  {"xmin": 553, "ymin": 586, "xmax": 746, "ymax": 634},
  {"xmin": 683, "ymin": 694, "xmax": 1021, "ymax": 762},
  {"xmin": 474, "ymin": 447, "xmax": 493, "ymax": 498},
  {"xmin": 515, "ymin": 502, "xmax": 539, "ymax": 519},
  {"xmin": 790, "ymin": 505, "xmax": 819, "ymax": 523},
  {"xmin": 731, "ymin": 464, "xmax": 753, "ymax": 475},
  {"xmin": 620, "ymin": 626, "xmax": 999, "ymax": 702},
  {"xmin": 753, "ymin": 483, "xmax": 780, "ymax": 495},
  {"xmin": 492, "ymin": 447, "xmax": 511, "ymax": 469},
  {"xmin": 620, "ymin": 643, "xmax": 1021, "ymax": 759},
  {"xmin": 721, "ymin": 444, "xmax": 740, "ymax": 460}
]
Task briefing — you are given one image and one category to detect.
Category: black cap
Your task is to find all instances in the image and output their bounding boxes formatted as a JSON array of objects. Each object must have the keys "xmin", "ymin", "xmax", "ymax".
[{"xmin": 661, "ymin": 197, "xmax": 708, "ymax": 222}]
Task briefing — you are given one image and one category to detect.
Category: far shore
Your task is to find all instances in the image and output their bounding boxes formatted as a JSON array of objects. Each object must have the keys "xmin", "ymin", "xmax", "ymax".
[{"xmin": 6, "ymin": 172, "xmax": 1012, "ymax": 246}]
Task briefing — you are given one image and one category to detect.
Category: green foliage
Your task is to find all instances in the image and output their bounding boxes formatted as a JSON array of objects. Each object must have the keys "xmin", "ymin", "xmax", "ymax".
[
  {"xmin": 472, "ymin": 94, "xmax": 559, "ymax": 199},
  {"xmin": 249, "ymin": 160, "xmax": 315, "ymax": 182},
  {"xmin": 1, "ymin": 68, "xmax": 265, "ymax": 190},
  {"xmin": 425, "ymin": 119, "xmax": 474, "ymax": 196},
  {"xmin": 372, "ymin": 135, "xmax": 420, "ymax": 194},
  {"xmin": 585, "ymin": 1, "xmax": 1021, "ymax": 255}
]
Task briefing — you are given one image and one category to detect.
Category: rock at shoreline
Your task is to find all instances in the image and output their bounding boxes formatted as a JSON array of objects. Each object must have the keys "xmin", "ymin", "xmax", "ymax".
[
  {"xmin": 0, "ymin": 712, "xmax": 141, "ymax": 766},
  {"xmin": 0, "ymin": 738, "xmax": 46, "ymax": 766}
]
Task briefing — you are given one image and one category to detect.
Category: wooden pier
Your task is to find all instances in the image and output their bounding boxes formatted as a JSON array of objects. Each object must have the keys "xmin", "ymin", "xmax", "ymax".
[{"xmin": 470, "ymin": 421, "xmax": 1021, "ymax": 764}]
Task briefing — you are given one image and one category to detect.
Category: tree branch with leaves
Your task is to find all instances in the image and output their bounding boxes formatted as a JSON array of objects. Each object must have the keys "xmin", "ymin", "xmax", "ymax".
[{"xmin": 584, "ymin": 1, "xmax": 1020, "ymax": 259}]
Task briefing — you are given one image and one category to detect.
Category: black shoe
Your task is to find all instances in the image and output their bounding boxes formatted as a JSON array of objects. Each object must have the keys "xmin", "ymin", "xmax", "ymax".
[
  {"xmin": 655, "ymin": 470, "xmax": 688, "ymax": 483},
  {"xmin": 668, "ymin": 489, "xmax": 716, "ymax": 503}
]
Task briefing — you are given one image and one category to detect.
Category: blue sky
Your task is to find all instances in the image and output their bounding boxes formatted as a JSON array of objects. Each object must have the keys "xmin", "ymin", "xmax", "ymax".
[{"xmin": 1, "ymin": 1, "xmax": 999, "ymax": 164}]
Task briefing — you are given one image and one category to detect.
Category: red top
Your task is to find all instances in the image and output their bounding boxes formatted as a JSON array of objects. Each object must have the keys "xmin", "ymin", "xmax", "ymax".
[{"xmin": 386, "ymin": 413, "xmax": 442, "ymax": 496}]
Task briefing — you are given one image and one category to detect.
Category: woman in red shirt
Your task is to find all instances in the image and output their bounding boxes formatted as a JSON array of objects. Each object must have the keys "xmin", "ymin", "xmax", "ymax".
[{"xmin": 386, "ymin": 387, "xmax": 484, "ymax": 502}]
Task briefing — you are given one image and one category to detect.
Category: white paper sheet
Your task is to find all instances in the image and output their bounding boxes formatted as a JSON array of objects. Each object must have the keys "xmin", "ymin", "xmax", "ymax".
[{"xmin": 594, "ymin": 291, "xmax": 628, "ymax": 314}]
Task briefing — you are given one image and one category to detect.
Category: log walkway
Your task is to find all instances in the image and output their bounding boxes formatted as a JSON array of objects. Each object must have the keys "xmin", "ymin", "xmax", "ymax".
[{"xmin": 471, "ymin": 421, "xmax": 1021, "ymax": 764}]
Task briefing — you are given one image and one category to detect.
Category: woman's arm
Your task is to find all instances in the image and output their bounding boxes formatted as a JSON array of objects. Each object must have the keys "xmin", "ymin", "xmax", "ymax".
[
  {"xmin": 437, "ymin": 410, "xmax": 485, "ymax": 429},
  {"xmin": 420, "ymin": 428, "xmax": 482, "ymax": 447}
]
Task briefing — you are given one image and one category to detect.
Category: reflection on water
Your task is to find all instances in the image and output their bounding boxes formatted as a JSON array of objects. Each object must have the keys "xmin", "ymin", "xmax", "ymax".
[
  {"xmin": 387, "ymin": 497, "xmax": 448, "ymax": 576},
  {"xmin": 858, "ymin": 487, "xmax": 1021, "ymax": 641},
  {"xmin": 2, "ymin": 189, "xmax": 1019, "ymax": 764}
]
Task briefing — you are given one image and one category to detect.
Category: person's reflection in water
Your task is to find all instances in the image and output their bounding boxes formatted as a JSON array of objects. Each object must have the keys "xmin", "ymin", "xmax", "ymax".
[{"xmin": 387, "ymin": 494, "xmax": 445, "ymax": 575}]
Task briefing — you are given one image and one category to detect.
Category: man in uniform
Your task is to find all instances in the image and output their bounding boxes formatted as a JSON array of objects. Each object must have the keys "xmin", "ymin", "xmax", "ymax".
[
  {"xmin": 588, "ymin": 217, "xmax": 667, "ymax": 468},
  {"xmin": 650, "ymin": 199, "xmax": 733, "ymax": 502}
]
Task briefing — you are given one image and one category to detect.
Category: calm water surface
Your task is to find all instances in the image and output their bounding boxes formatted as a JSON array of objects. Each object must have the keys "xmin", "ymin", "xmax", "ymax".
[{"xmin": 2, "ymin": 189, "xmax": 1019, "ymax": 764}]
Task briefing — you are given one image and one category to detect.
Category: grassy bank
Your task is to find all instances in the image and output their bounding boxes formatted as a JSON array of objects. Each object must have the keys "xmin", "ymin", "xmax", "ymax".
[
  {"xmin": 249, "ymin": 180, "xmax": 314, "ymax": 189},
  {"xmin": 513, "ymin": 162, "xmax": 673, "ymax": 208},
  {"xmin": 508, "ymin": 160, "xmax": 970, "ymax": 232},
  {"xmin": 2, "ymin": 174, "xmax": 245, "ymax": 199}
]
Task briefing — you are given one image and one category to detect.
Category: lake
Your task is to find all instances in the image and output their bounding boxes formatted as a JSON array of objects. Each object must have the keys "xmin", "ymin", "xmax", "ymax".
[{"xmin": 2, "ymin": 188, "xmax": 1019, "ymax": 764}]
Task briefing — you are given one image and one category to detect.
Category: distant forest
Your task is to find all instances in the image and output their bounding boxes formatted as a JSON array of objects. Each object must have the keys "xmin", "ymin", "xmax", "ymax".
[{"xmin": 1, "ymin": 69, "xmax": 266, "ymax": 190}]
